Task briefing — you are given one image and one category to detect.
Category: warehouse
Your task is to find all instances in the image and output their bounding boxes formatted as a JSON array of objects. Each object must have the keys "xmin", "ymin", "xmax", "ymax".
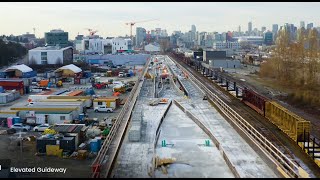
[
  {"xmin": 54, "ymin": 64, "xmax": 82, "ymax": 77},
  {"xmin": 3, "ymin": 64, "xmax": 36, "ymax": 78}
]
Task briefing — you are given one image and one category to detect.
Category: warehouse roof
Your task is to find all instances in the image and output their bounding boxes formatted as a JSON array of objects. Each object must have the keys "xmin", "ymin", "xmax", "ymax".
[
  {"xmin": 54, "ymin": 64, "xmax": 82, "ymax": 74},
  {"xmin": 30, "ymin": 46, "xmax": 72, "ymax": 51},
  {"xmin": 50, "ymin": 124, "xmax": 87, "ymax": 133},
  {"xmin": 5, "ymin": 64, "xmax": 33, "ymax": 73}
]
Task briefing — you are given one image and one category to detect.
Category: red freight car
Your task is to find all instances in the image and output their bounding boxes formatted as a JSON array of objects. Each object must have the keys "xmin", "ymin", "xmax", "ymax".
[{"xmin": 242, "ymin": 88, "xmax": 269, "ymax": 116}]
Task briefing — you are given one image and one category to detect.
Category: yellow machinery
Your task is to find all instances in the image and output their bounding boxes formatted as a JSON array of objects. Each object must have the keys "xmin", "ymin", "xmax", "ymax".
[
  {"xmin": 56, "ymin": 80, "xmax": 63, "ymax": 87},
  {"xmin": 113, "ymin": 86, "xmax": 126, "ymax": 93}
]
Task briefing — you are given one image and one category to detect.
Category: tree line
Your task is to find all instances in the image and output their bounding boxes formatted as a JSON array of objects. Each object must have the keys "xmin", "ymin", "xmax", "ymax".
[
  {"xmin": 260, "ymin": 27, "xmax": 320, "ymax": 106},
  {"xmin": 0, "ymin": 39, "xmax": 27, "ymax": 66}
]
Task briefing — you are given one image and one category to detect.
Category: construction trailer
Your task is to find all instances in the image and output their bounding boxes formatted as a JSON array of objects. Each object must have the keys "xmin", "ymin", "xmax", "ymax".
[
  {"xmin": 93, "ymin": 97, "xmax": 120, "ymax": 110},
  {"xmin": 11, "ymin": 106, "xmax": 80, "ymax": 125}
]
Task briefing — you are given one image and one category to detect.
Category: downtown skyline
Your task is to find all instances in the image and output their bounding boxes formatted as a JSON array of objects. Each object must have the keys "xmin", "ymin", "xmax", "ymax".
[{"xmin": 0, "ymin": 2, "xmax": 320, "ymax": 38}]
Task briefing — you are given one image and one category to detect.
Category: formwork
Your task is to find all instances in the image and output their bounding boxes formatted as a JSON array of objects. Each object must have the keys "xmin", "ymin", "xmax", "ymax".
[{"xmin": 265, "ymin": 101, "xmax": 310, "ymax": 142}]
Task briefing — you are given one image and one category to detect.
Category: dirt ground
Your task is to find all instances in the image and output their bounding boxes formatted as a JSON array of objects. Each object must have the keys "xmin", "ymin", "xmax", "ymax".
[{"xmin": 0, "ymin": 130, "xmax": 93, "ymax": 178}]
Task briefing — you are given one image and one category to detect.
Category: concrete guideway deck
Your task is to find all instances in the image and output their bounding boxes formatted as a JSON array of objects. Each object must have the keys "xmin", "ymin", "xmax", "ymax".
[
  {"xmin": 154, "ymin": 103, "xmax": 235, "ymax": 178},
  {"xmin": 165, "ymin": 56, "xmax": 280, "ymax": 178},
  {"xmin": 110, "ymin": 55, "xmax": 280, "ymax": 178}
]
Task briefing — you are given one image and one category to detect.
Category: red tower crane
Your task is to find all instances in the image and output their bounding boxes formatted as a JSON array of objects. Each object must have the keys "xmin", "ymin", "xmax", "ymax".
[
  {"xmin": 85, "ymin": 28, "xmax": 98, "ymax": 36},
  {"xmin": 125, "ymin": 19, "xmax": 158, "ymax": 41}
]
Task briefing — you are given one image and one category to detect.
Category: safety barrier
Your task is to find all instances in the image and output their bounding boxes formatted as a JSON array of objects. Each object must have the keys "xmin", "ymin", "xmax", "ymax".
[
  {"xmin": 149, "ymin": 100, "xmax": 173, "ymax": 177},
  {"xmin": 168, "ymin": 55, "xmax": 309, "ymax": 178}
]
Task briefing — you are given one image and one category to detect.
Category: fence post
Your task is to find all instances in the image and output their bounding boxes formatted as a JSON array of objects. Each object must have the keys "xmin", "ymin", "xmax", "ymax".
[{"xmin": 313, "ymin": 138, "xmax": 315, "ymax": 160}]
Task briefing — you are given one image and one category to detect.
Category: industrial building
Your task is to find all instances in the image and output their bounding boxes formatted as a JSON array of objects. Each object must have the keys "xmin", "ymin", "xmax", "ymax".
[
  {"xmin": 45, "ymin": 29, "xmax": 69, "ymax": 47},
  {"xmin": 54, "ymin": 64, "xmax": 82, "ymax": 77},
  {"xmin": 75, "ymin": 38, "xmax": 132, "ymax": 55},
  {"xmin": 234, "ymin": 36, "xmax": 264, "ymax": 46},
  {"xmin": 213, "ymin": 42, "xmax": 241, "ymax": 49},
  {"xmin": 28, "ymin": 46, "xmax": 73, "ymax": 65}
]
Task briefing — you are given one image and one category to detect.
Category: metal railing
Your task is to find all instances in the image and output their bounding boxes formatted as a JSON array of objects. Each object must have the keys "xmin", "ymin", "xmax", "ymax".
[{"xmin": 168, "ymin": 55, "xmax": 307, "ymax": 178}]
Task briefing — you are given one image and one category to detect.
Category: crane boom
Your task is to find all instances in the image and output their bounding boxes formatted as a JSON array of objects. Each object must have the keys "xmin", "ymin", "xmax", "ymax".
[{"xmin": 125, "ymin": 19, "xmax": 158, "ymax": 41}]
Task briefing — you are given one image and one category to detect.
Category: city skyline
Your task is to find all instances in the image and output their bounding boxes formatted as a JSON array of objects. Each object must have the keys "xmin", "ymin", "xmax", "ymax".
[{"xmin": 1, "ymin": 2, "xmax": 320, "ymax": 38}]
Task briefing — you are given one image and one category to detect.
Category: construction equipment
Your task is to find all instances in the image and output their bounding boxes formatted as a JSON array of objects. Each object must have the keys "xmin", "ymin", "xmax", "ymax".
[
  {"xmin": 113, "ymin": 86, "xmax": 126, "ymax": 93},
  {"xmin": 85, "ymin": 28, "xmax": 98, "ymax": 37},
  {"xmin": 125, "ymin": 19, "xmax": 158, "ymax": 41},
  {"xmin": 56, "ymin": 80, "xmax": 63, "ymax": 87},
  {"xmin": 39, "ymin": 80, "xmax": 49, "ymax": 87},
  {"xmin": 148, "ymin": 98, "xmax": 168, "ymax": 106}
]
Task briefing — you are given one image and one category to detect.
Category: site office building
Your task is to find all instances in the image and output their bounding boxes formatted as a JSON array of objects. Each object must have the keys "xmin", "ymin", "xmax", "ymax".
[{"xmin": 28, "ymin": 46, "xmax": 73, "ymax": 65}]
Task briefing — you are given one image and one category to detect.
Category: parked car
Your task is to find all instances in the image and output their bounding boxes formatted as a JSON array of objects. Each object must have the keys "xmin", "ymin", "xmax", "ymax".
[
  {"xmin": 10, "ymin": 123, "xmax": 31, "ymax": 132},
  {"xmin": 94, "ymin": 106, "xmax": 113, "ymax": 113},
  {"xmin": 33, "ymin": 124, "xmax": 50, "ymax": 132},
  {"xmin": 118, "ymin": 72, "xmax": 125, "ymax": 77}
]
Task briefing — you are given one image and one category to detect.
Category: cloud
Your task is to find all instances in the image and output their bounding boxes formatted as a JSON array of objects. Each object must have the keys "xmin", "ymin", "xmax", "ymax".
[{"xmin": 0, "ymin": 2, "xmax": 319, "ymax": 38}]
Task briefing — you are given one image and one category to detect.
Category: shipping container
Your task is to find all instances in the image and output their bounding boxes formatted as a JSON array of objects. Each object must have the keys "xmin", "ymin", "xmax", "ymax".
[
  {"xmin": 52, "ymin": 89, "xmax": 69, "ymax": 95},
  {"xmin": 28, "ymin": 95, "xmax": 51, "ymax": 102},
  {"xmin": 68, "ymin": 90, "xmax": 83, "ymax": 96},
  {"xmin": 22, "ymin": 71, "xmax": 37, "ymax": 78}
]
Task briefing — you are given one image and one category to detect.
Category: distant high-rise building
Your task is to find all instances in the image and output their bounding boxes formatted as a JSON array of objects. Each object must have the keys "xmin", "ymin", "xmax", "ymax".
[
  {"xmin": 272, "ymin": 24, "xmax": 279, "ymax": 34},
  {"xmin": 135, "ymin": 27, "xmax": 146, "ymax": 47},
  {"xmin": 45, "ymin": 29, "xmax": 68, "ymax": 47},
  {"xmin": 191, "ymin": 25, "xmax": 196, "ymax": 33},
  {"xmin": 261, "ymin": 26, "xmax": 266, "ymax": 32},
  {"xmin": 307, "ymin": 23, "xmax": 314, "ymax": 30},
  {"xmin": 238, "ymin": 25, "xmax": 241, "ymax": 33},
  {"xmin": 248, "ymin": 22, "xmax": 253, "ymax": 34},
  {"xmin": 226, "ymin": 31, "xmax": 233, "ymax": 42},
  {"xmin": 264, "ymin": 31, "xmax": 273, "ymax": 45},
  {"xmin": 300, "ymin": 21, "xmax": 305, "ymax": 29}
]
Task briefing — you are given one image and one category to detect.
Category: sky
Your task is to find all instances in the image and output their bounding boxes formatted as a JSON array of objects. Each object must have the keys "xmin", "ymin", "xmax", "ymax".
[{"xmin": 0, "ymin": 2, "xmax": 320, "ymax": 39}]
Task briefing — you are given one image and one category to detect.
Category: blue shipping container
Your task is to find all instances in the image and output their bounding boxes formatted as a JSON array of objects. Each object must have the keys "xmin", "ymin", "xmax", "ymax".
[{"xmin": 13, "ymin": 117, "xmax": 21, "ymax": 124}]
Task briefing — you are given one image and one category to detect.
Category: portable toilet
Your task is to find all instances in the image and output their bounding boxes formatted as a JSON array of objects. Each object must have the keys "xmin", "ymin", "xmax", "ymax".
[{"xmin": 7, "ymin": 117, "xmax": 13, "ymax": 128}]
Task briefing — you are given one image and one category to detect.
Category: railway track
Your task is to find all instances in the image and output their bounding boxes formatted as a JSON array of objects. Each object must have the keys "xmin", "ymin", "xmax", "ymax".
[{"xmin": 167, "ymin": 54, "xmax": 320, "ymax": 177}]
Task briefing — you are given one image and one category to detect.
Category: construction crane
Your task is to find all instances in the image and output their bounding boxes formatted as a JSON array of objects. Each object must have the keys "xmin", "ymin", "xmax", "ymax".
[
  {"xmin": 125, "ymin": 19, "xmax": 158, "ymax": 41},
  {"xmin": 84, "ymin": 28, "xmax": 98, "ymax": 36}
]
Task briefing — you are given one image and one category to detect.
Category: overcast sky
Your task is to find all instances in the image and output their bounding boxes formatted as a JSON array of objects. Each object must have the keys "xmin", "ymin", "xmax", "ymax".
[{"xmin": 0, "ymin": 2, "xmax": 319, "ymax": 39}]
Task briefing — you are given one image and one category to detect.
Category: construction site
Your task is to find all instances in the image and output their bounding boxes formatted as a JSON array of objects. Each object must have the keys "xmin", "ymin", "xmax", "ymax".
[
  {"xmin": 0, "ymin": 54, "xmax": 319, "ymax": 178},
  {"xmin": 88, "ymin": 54, "xmax": 320, "ymax": 178}
]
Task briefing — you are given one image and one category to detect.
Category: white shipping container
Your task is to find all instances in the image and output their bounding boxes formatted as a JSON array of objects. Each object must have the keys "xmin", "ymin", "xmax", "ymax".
[
  {"xmin": 0, "ymin": 93, "xmax": 9, "ymax": 104},
  {"xmin": 80, "ymin": 79, "xmax": 86, "ymax": 85},
  {"xmin": 28, "ymin": 95, "xmax": 51, "ymax": 102}
]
